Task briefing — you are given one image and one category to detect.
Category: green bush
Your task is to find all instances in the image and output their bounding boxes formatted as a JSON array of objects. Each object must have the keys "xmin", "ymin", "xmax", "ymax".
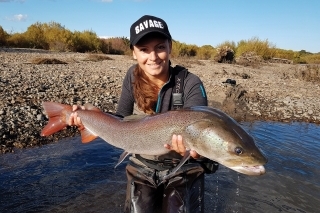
[
  {"xmin": 196, "ymin": 45, "xmax": 216, "ymax": 60},
  {"xmin": 301, "ymin": 54, "xmax": 320, "ymax": 64},
  {"xmin": 100, "ymin": 37, "xmax": 130, "ymax": 55},
  {"xmin": 2, "ymin": 21, "xmax": 318, "ymax": 65},
  {"xmin": 6, "ymin": 32, "xmax": 29, "ymax": 48},
  {"xmin": 69, "ymin": 30, "xmax": 101, "ymax": 52},
  {"xmin": 236, "ymin": 37, "xmax": 276, "ymax": 60},
  {"xmin": 171, "ymin": 41, "xmax": 198, "ymax": 57},
  {"xmin": 216, "ymin": 41, "xmax": 236, "ymax": 52},
  {"xmin": 4, "ymin": 22, "xmax": 105, "ymax": 52},
  {"xmin": 42, "ymin": 22, "xmax": 73, "ymax": 51},
  {"xmin": 24, "ymin": 22, "xmax": 48, "ymax": 49},
  {"xmin": 273, "ymin": 48, "xmax": 295, "ymax": 60}
]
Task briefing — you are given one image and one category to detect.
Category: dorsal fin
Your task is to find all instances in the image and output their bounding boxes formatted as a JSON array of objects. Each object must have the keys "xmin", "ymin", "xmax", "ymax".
[
  {"xmin": 123, "ymin": 114, "xmax": 148, "ymax": 121},
  {"xmin": 83, "ymin": 103, "xmax": 101, "ymax": 112}
]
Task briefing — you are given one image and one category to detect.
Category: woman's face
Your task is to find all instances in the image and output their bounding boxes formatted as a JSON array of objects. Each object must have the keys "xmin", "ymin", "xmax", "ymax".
[{"xmin": 132, "ymin": 34, "xmax": 172, "ymax": 80}]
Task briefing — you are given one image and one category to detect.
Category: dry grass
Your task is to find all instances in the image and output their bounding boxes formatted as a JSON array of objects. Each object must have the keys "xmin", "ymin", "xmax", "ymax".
[
  {"xmin": 302, "ymin": 54, "xmax": 320, "ymax": 64},
  {"xmin": 171, "ymin": 57, "xmax": 206, "ymax": 68},
  {"xmin": 235, "ymin": 52, "xmax": 263, "ymax": 68},
  {"xmin": 31, "ymin": 57, "xmax": 68, "ymax": 64},
  {"xmin": 83, "ymin": 54, "xmax": 113, "ymax": 62},
  {"xmin": 294, "ymin": 64, "xmax": 320, "ymax": 82},
  {"xmin": 213, "ymin": 46, "xmax": 234, "ymax": 63}
]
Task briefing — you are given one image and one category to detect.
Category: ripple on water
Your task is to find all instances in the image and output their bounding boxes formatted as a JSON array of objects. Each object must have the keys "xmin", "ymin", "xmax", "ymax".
[{"xmin": 0, "ymin": 122, "xmax": 319, "ymax": 213}]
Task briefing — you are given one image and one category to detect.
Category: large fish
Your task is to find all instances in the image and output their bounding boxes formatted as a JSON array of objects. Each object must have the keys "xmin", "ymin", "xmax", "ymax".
[{"xmin": 41, "ymin": 102, "xmax": 267, "ymax": 178}]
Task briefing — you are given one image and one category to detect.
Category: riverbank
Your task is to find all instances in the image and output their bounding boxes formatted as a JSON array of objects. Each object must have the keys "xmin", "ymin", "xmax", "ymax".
[{"xmin": 1, "ymin": 48, "xmax": 319, "ymax": 153}]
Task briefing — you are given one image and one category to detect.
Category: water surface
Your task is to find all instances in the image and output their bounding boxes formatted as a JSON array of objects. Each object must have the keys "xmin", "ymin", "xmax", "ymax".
[{"xmin": 0, "ymin": 121, "xmax": 319, "ymax": 213}]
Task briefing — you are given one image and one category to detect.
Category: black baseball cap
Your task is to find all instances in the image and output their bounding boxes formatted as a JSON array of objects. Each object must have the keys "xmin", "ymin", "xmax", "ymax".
[{"xmin": 130, "ymin": 15, "xmax": 172, "ymax": 47}]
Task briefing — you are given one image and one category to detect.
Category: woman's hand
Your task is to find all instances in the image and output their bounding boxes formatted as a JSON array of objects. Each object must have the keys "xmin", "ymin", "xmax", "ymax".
[
  {"xmin": 68, "ymin": 105, "xmax": 85, "ymax": 130},
  {"xmin": 164, "ymin": 134, "xmax": 200, "ymax": 159}
]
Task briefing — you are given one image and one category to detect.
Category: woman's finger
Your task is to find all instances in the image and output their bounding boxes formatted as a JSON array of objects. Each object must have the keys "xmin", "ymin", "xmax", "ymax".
[
  {"xmin": 72, "ymin": 105, "xmax": 78, "ymax": 111},
  {"xmin": 68, "ymin": 112, "xmax": 74, "ymax": 126},
  {"xmin": 171, "ymin": 134, "xmax": 178, "ymax": 151},
  {"xmin": 164, "ymin": 143, "xmax": 171, "ymax": 149},
  {"xmin": 190, "ymin": 150, "xmax": 200, "ymax": 159},
  {"xmin": 165, "ymin": 134, "xmax": 200, "ymax": 158},
  {"xmin": 176, "ymin": 135, "xmax": 185, "ymax": 154},
  {"xmin": 76, "ymin": 116, "xmax": 81, "ymax": 126}
]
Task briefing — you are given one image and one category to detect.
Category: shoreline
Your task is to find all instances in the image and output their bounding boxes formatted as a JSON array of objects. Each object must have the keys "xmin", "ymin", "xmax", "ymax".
[{"xmin": 1, "ymin": 48, "xmax": 319, "ymax": 153}]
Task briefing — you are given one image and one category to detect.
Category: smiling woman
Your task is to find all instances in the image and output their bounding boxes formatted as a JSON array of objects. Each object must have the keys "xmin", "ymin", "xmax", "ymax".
[
  {"xmin": 131, "ymin": 33, "xmax": 172, "ymax": 113},
  {"xmin": 133, "ymin": 33, "xmax": 171, "ymax": 78},
  {"xmin": 115, "ymin": 15, "xmax": 218, "ymax": 213},
  {"xmin": 68, "ymin": 14, "xmax": 218, "ymax": 213}
]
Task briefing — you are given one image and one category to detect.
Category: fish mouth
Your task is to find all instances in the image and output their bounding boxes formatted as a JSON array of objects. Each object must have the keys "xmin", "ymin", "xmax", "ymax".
[{"xmin": 229, "ymin": 165, "xmax": 266, "ymax": 176}]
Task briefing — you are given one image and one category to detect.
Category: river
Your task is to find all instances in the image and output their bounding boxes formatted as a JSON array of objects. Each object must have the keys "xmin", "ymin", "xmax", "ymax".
[{"xmin": 0, "ymin": 121, "xmax": 319, "ymax": 213}]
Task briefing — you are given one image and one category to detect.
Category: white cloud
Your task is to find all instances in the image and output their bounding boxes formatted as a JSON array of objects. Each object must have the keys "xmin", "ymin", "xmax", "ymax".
[
  {"xmin": 99, "ymin": 36, "xmax": 113, "ymax": 39},
  {"xmin": 5, "ymin": 14, "xmax": 28, "ymax": 21}
]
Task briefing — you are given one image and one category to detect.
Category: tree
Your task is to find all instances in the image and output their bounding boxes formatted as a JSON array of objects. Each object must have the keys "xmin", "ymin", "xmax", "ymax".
[
  {"xmin": 24, "ymin": 22, "xmax": 48, "ymax": 49},
  {"xmin": 0, "ymin": 26, "xmax": 9, "ymax": 46},
  {"xmin": 42, "ymin": 21, "xmax": 73, "ymax": 51}
]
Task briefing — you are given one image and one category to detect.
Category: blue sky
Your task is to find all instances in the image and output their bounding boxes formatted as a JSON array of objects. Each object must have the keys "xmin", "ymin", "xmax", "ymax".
[{"xmin": 0, "ymin": 0, "xmax": 319, "ymax": 53}]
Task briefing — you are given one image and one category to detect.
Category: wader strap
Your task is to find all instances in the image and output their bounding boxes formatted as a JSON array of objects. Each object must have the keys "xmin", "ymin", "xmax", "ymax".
[
  {"xmin": 172, "ymin": 65, "xmax": 187, "ymax": 109},
  {"xmin": 136, "ymin": 153, "xmax": 219, "ymax": 173},
  {"xmin": 135, "ymin": 154, "xmax": 180, "ymax": 171}
]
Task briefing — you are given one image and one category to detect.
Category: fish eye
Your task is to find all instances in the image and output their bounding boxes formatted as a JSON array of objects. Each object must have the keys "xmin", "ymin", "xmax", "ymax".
[{"xmin": 235, "ymin": 147, "xmax": 243, "ymax": 155}]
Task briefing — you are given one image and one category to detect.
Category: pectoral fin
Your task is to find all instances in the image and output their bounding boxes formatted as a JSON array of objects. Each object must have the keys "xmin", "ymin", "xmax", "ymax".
[
  {"xmin": 83, "ymin": 103, "xmax": 101, "ymax": 112},
  {"xmin": 114, "ymin": 151, "xmax": 131, "ymax": 168},
  {"xmin": 160, "ymin": 150, "xmax": 191, "ymax": 184}
]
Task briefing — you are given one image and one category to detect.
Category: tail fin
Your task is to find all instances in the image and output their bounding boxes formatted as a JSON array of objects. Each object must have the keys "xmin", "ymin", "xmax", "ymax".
[{"xmin": 41, "ymin": 102, "xmax": 72, "ymax": 136}]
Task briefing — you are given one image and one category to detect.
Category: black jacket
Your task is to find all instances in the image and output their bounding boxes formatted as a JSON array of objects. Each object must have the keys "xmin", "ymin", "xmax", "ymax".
[{"xmin": 116, "ymin": 64, "xmax": 208, "ymax": 117}]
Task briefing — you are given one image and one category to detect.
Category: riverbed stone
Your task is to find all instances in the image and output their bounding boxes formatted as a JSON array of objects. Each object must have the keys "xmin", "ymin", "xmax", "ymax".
[{"xmin": 0, "ymin": 48, "xmax": 319, "ymax": 153}]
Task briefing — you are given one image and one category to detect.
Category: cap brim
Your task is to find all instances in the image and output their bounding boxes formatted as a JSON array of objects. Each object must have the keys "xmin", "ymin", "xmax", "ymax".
[{"xmin": 131, "ymin": 30, "xmax": 171, "ymax": 46}]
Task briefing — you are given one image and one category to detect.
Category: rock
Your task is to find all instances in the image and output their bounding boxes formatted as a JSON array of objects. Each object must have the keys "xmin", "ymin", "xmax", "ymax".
[
  {"xmin": 36, "ymin": 114, "xmax": 44, "ymax": 121},
  {"xmin": 0, "ymin": 48, "xmax": 320, "ymax": 154}
]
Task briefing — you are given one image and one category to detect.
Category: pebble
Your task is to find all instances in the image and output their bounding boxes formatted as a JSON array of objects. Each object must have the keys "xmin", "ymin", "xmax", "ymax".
[{"xmin": 0, "ymin": 48, "xmax": 319, "ymax": 153}]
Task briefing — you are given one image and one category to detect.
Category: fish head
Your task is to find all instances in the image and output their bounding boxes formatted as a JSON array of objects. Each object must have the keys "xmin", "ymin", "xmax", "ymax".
[
  {"xmin": 221, "ymin": 127, "xmax": 267, "ymax": 175},
  {"xmin": 185, "ymin": 107, "xmax": 267, "ymax": 176}
]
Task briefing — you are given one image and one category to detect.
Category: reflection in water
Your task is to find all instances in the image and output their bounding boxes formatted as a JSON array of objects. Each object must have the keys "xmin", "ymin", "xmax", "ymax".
[{"xmin": 0, "ymin": 122, "xmax": 319, "ymax": 213}]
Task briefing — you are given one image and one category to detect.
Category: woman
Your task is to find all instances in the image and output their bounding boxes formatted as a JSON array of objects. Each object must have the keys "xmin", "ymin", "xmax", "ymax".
[{"xmin": 70, "ymin": 15, "xmax": 218, "ymax": 213}]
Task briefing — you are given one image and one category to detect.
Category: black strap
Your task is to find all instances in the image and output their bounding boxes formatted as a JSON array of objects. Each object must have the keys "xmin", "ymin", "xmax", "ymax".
[
  {"xmin": 172, "ymin": 65, "xmax": 187, "ymax": 109},
  {"xmin": 135, "ymin": 154, "xmax": 179, "ymax": 170}
]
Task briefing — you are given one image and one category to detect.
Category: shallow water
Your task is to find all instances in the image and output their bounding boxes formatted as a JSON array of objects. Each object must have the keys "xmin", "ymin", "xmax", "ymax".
[{"xmin": 0, "ymin": 121, "xmax": 319, "ymax": 213}]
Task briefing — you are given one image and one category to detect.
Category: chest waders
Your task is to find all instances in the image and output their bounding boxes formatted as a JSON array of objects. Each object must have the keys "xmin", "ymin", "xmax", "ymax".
[{"xmin": 124, "ymin": 66, "xmax": 217, "ymax": 213}]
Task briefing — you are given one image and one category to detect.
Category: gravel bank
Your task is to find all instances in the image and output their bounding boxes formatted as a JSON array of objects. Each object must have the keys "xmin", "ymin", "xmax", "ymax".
[{"xmin": 1, "ymin": 48, "xmax": 319, "ymax": 153}]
